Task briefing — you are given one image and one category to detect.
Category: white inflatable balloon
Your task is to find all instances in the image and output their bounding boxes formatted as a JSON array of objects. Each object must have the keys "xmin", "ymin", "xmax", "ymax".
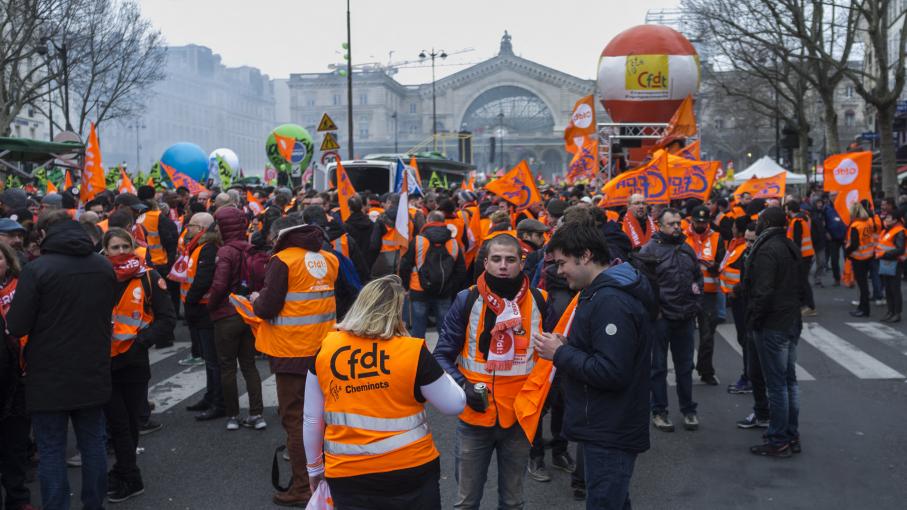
[{"xmin": 208, "ymin": 148, "xmax": 241, "ymax": 182}]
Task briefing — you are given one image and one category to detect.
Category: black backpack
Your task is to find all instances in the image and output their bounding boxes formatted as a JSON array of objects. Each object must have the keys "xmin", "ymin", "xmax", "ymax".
[{"xmin": 418, "ymin": 239, "xmax": 456, "ymax": 296}]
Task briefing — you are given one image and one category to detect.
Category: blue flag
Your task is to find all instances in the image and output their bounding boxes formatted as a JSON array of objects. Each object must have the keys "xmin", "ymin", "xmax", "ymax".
[{"xmin": 394, "ymin": 159, "xmax": 422, "ymax": 196}]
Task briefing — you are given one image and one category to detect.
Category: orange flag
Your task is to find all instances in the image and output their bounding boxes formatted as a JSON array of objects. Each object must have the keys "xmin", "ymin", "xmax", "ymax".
[
  {"xmin": 515, "ymin": 293, "xmax": 580, "ymax": 442},
  {"xmin": 600, "ymin": 151, "xmax": 669, "ymax": 207},
  {"xmin": 823, "ymin": 151, "xmax": 872, "ymax": 223},
  {"xmin": 409, "ymin": 156, "xmax": 423, "ymax": 188},
  {"xmin": 485, "ymin": 161, "xmax": 542, "ymax": 209},
  {"xmin": 666, "ymin": 155, "xmax": 719, "ymax": 201},
  {"xmin": 82, "ymin": 122, "xmax": 106, "ymax": 202},
  {"xmin": 564, "ymin": 95, "xmax": 596, "ymax": 154},
  {"xmin": 679, "ymin": 139, "xmax": 700, "ymax": 160},
  {"xmin": 566, "ymin": 138, "xmax": 599, "ymax": 184},
  {"xmin": 274, "ymin": 133, "xmax": 296, "ymax": 163},
  {"xmin": 246, "ymin": 191, "xmax": 263, "ymax": 215},
  {"xmin": 336, "ymin": 160, "xmax": 357, "ymax": 222},
  {"xmin": 64, "ymin": 170, "xmax": 73, "ymax": 189},
  {"xmin": 655, "ymin": 95, "xmax": 697, "ymax": 149},
  {"xmin": 733, "ymin": 173, "xmax": 786, "ymax": 199},
  {"xmin": 118, "ymin": 166, "xmax": 137, "ymax": 194},
  {"xmin": 161, "ymin": 162, "xmax": 208, "ymax": 196},
  {"xmin": 46, "ymin": 180, "xmax": 58, "ymax": 194},
  {"xmin": 146, "ymin": 176, "xmax": 154, "ymax": 187}
]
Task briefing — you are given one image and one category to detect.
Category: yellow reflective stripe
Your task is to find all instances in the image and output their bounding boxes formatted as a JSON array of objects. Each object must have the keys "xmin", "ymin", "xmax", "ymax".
[
  {"xmin": 285, "ymin": 291, "xmax": 335, "ymax": 301},
  {"xmin": 324, "ymin": 422, "xmax": 430, "ymax": 456},
  {"xmin": 466, "ymin": 295, "xmax": 483, "ymax": 359},
  {"xmin": 268, "ymin": 312, "xmax": 336, "ymax": 326},
  {"xmin": 324, "ymin": 410, "xmax": 426, "ymax": 432}
]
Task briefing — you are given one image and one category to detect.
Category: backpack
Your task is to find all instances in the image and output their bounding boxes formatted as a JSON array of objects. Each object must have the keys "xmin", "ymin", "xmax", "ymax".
[
  {"xmin": 236, "ymin": 246, "xmax": 268, "ymax": 296},
  {"xmin": 627, "ymin": 251, "xmax": 662, "ymax": 321},
  {"xmin": 418, "ymin": 239, "xmax": 455, "ymax": 296}
]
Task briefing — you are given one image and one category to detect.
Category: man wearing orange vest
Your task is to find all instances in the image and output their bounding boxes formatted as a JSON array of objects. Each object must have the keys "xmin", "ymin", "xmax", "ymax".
[
  {"xmin": 876, "ymin": 211, "xmax": 905, "ymax": 322},
  {"xmin": 685, "ymin": 205, "xmax": 725, "ymax": 386},
  {"xmin": 434, "ymin": 234, "xmax": 548, "ymax": 510},
  {"xmin": 252, "ymin": 220, "xmax": 341, "ymax": 507},
  {"xmin": 532, "ymin": 221, "xmax": 656, "ymax": 510},
  {"xmin": 785, "ymin": 200, "xmax": 817, "ymax": 317},
  {"xmin": 622, "ymin": 193, "xmax": 656, "ymax": 251}
]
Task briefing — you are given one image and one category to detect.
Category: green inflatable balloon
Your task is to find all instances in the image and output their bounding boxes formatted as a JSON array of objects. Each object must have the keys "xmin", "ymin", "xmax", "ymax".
[{"xmin": 266, "ymin": 124, "xmax": 314, "ymax": 173}]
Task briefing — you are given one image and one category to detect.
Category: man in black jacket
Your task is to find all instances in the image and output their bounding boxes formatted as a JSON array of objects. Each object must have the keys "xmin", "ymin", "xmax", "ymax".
[
  {"xmin": 534, "ymin": 222, "xmax": 655, "ymax": 510},
  {"xmin": 640, "ymin": 208, "xmax": 703, "ymax": 433},
  {"xmin": 7, "ymin": 210, "xmax": 117, "ymax": 510},
  {"xmin": 743, "ymin": 207, "xmax": 803, "ymax": 458},
  {"xmin": 342, "ymin": 195, "xmax": 375, "ymax": 266}
]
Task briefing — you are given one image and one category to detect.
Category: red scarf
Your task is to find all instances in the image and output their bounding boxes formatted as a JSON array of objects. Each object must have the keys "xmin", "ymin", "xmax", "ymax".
[
  {"xmin": 109, "ymin": 253, "xmax": 147, "ymax": 282},
  {"xmin": 623, "ymin": 214, "xmax": 656, "ymax": 249},
  {"xmin": 476, "ymin": 273, "xmax": 529, "ymax": 371}
]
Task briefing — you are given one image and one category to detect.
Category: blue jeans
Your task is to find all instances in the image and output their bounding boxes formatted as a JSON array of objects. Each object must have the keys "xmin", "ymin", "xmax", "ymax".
[
  {"xmin": 583, "ymin": 444, "xmax": 636, "ymax": 510},
  {"xmin": 651, "ymin": 318, "xmax": 698, "ymax": 416},
  {"xmin": 716, "ymin": 291, "xmax": 727, "ymax": 321},
  {"xmin": 410, "ymin": 298, "xmax": 451, "ymax": 339},
  {"xmin": 454, "ymin": 420, "xmax": 529, "ymax": 510},
  {"xmin": 753, "ymin": 326, "xmax": 801, "ymax": 446},
  {"xmin": 31, "ymin": 407, "xmax": 107, "ymax": 510}
]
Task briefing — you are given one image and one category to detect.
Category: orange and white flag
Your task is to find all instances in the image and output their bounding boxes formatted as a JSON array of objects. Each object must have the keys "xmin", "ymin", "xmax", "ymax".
[
  {"xmin": 336, "ymin": 160, "xmax": 357, "ymax": 222},
  {"xmin": 485, "ymin": 161, "xmax": 542, "ymax": 209},
  {"xmin": 246, "ymin": 191, "xmax": 263, "ymax": 216},
  {"xmin": 564, "ymin": 95, "xmax": 596, "ymax": 154},
  {"xmin": 733, "ymin": 173, "xmax": 786, "ymax": 199},
  {"xmin": 118, "ymin": 166, "xmax": 137, "ymax": 195},
  {"xmin": 82, "ymin": 122, "xmax": 106, "ymax": 202}
]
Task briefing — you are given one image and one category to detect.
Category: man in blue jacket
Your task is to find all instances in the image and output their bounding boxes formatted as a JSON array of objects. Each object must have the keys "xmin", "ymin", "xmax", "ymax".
[{"xmin": 533, "ymin": 221, "xmax": 655, "ymax": 510}]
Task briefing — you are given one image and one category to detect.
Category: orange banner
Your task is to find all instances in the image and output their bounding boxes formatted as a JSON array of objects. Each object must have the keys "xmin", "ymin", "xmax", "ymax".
[
  {"xmin": 564, "ymin": 95, "xmax": 596, "ymax": 154},
  {"xmin": 336, "ymin": 160, "xmax": 357, "ymax": 222},
  {"xmin": 274, "ymin": 133, "xmax": 296, "ymax": 163},
  {"xmin": 118, "ymin": 166, "xmax": 136, "ymax": 195},
  {"xmin": 566, "ymin": 138, "xmax": 599, "ymax": 183},
  {"xmin": 46, "ymin": 180, "xmax": 57, "ymax": 194},
  {"xmin": 666, "ymin": 156, "xmax": 719, "ymax": 201},
  {"xmin": 678, "ymin": 139, "xmax": 700, "ymax": 160},
  {"xmin": 161, "ymin": 163, "xmax": 208, "ymax": 196},
  {"xmin": 82, "ymin": 122, "xmax": 106, "ymax": 202},
  {"xmin": 246, "ymin": 191, "xmax": 263, "ymax": 215},
  {"xmin": 64, "ymin": 170, "xmax": 73, "ymax": 190},
  {"xmin": 486, "ymin": 160, "xmax": 542, "ymax": 209},
  {"xmin": 733, "ymin": 173, "xmax": 786, "ymax": 199},
  {"xmin": 654, "ymin": 94, "xmax": 697, "ymax": 148},
  {"xmin": 600, "ymin": 152, "xmax": 669, "ymax": 207},
  {"xmin": 823, "ymin": 151, "xmax": 873, "ymax": 223}
]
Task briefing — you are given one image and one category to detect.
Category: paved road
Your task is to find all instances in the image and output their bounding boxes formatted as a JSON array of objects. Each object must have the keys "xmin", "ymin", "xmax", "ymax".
[{"xmin": 28, "ymin": 281, "xmax": 907, "ymax": 509}]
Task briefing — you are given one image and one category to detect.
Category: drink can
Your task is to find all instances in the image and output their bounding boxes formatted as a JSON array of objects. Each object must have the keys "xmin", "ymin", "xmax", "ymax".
[{"xmin": 474, "ymin": 382, "xmax": 488, "ymax": 410}]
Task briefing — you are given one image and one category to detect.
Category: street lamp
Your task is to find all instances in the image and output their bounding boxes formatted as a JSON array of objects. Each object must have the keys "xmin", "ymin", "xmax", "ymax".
[
  {"xmin": 497, "ymin": 112, "xmax": 505, "ymax": 169},
  {"xmin": 419, "ymin": 48, "xmax": 447, "ymax": 148},
  {"xmin": 35, "ymin": 37, "xmax": 73, "ymax": 133},
  {"xmin": 128, "ymin": 122, "xmax": 147, "ymax": 172},
  {"xmin": 391, "ymin": 111, "xmax": 398, "ymax": 152}
]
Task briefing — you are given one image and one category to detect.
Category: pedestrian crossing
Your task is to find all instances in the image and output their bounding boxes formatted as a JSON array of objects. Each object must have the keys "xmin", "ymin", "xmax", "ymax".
[{"xmin": 146, "ymin": 324, "xmax": 906, "ymax": 414}]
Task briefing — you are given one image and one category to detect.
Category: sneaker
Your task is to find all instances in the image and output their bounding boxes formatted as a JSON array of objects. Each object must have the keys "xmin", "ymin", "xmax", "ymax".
[
  {"xmin": 139, "ymin": 420, "xmax": 162, "ymax": 436},
  {"xmin": 551, "ymin": 451, "xmax": 576, "ymax": 473},
  {"xmin": 652, "ymin": 413, "xmax": 675, "ymax": 432},
  {"xmin": 226, "ymin": 417, "xmax": 240, "ymax": 431},
  {"xmin": 750, "ymin": 442, "xmax": 792, "ymax": 458},
  {"xmin": 851, "ymin": 300, "xmax": 860, "ymax": 306},
  {"xmin": 701, "ymin": 374, "xmax": 719, "ymax": 385},
  {"xmin": 573, "ymin": 487, "xmax": 586, "ymax": 501},
  {"xmin": 66, "ymin": 453, "xmax": 81, "ymax": 467},
  {"xmin": 727, "ymin": 376, "xmax": 753, "ymax": 394},
  {"xmin": 241, "ymin": 415, "xmax": 267, "ymax": 430},
  {"xmin": 282, "ymin": 450, "xmax": 290, "ymax": 461},
  {"xmin": 177, "ymin": 356, "xmax": 205, "ymax": 366},
  {"xmin": 874, "ymin": 299, "xmax": 887, "ymax": 306},
  {"xmin": 527, "ymin": 457, "xmax": 551, "ymax": 482},
  {"xmin": 107, "ymin": 474, "xmax": 121, "ymax": 495},
  {"xmin": 736, "ymin": 413, "xmax": 769, "ymax": 429},
  {"xmin": 790, "ymin": 439, "xmax": 802, "ymax": 454},
  {"xmin": 107, "ymin": 479, "xmax": 144, "ymax": 503},
  {"xmin": 801, "ymin": 307, "xmax": 817, "ymax": 317},
  {"xmin": 683, "ymin": 413, "xmax": 699, "ymax": 431}
]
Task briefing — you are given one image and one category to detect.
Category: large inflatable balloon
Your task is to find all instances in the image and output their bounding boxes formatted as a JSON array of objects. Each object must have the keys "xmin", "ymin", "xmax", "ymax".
[
  {"xmin": 597, "ymin": 25, "xmax": 700, "ymax": 123},
  {"xmin": 160, "ymin": 143, "xmax": 208, "ymax": 183},
  {"xmin": 208, "ymin": 148, "xmax": 240, "ymax": 181},
  {"xmin": 266, "ymin": 124, "xmax": 314, "ymax": 172}
]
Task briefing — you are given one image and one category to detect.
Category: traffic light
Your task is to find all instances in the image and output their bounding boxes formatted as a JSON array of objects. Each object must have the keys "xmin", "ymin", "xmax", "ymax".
[
  {"xmin": 339, "ymin": 42, "xmax": 349, "ymax": 77},
  {"xmin": 780, "ymin": 124, "xmax": 799, "ymax": 149}
]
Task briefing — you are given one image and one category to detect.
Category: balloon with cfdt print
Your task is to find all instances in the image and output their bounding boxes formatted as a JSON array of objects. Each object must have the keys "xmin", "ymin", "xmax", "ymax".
[
  {"xmin": 265, "ymin": 124, "xmax": 314, "ymax": 173},
  {"xmin": 159, "ymin": 142, "xmax": 209, "ymax": 183}
]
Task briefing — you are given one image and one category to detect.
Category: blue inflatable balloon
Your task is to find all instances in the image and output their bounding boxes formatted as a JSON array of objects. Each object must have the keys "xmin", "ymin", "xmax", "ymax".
[{"xmin": 160, "ymin": 143, "xmax": 208, "ymax": 183}]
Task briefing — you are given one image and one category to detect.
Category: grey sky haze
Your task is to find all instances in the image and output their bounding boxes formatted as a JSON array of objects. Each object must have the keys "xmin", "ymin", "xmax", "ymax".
[{"xmin": 138, "ymin": 0, "xmax": 681, "ymax": 84}]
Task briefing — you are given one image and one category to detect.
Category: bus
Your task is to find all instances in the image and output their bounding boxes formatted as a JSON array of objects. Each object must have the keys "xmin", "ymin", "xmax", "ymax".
[{"xmin": 319, "ymin": 153, "xmax": 474, "ymax": 194}]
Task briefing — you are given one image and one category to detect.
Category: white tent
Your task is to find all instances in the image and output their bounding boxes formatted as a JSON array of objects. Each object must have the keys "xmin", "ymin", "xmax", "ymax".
[{"xmin": 732, "ymin": 156, "xmax": 808, "ymax": 184}]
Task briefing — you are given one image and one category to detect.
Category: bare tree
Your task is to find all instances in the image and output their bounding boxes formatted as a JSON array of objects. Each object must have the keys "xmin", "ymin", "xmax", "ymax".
[{"xmin": 0, "ymin": 0, "xmax": 80, "ymax": 136}]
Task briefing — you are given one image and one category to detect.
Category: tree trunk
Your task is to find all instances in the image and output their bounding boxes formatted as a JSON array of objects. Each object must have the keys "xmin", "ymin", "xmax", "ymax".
[
  {"xmin": 0, "ymin": 111, "xmax": 14, "ymax": 137},
  {"xmin": 876, "ymin": 104, "xmax": 898, "ymax": 198},
  {"xmin": 822, "ymin": 92, "xmax": 841, "ymax": 154},
  {"xmin": 797, "ymin": 128, "xmax": 811, "ymax": 176}
]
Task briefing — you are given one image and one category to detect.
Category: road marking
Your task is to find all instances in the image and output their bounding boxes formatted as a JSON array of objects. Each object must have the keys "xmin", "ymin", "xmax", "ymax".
[
  {"xmin": 148, "ymin": 342, "xmax": 190, "ymax": 366},
  {"xmin": 716, "ymin": 324, "xmax": 815, "ymax": 381},
  {"xmin": 845, "ymin": 322, "xmax": 907, "ymax": 356},
  {"xmin": 240, "ymin": 374, "xmax": 278, "ymax": 409},
  {"xmin": 800, "ymin": 323, "xmax": 904, "ymax": 379},
  {"xmin": 148, "ymin": 366, "xmax": 208, "ymax": 413}
]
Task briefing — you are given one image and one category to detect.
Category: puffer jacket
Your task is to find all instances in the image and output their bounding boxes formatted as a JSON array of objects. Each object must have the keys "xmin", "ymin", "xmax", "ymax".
[
  {"xmin": 743, "ymin": 227, "xmax": 803, "ymax": 332},
  {"xmin": 207, "ymin": 206, "xmax": 250, "ymax": 321},
  {"xmin": 639, "ymin": 231, "xmax": 702, "ymax": 321}
]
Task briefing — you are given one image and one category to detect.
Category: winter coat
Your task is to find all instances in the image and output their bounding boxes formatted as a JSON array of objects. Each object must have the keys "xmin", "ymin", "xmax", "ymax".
[
  {"xmin": 639, "ymin": 231, "xmax": 702, "ymax": 321},
  {"xmin": 184, "ymin": 231, "xmax": 218, "ymax": 330},
  {"xmin": 208, "ymin": 206, "xmax": 250, "ymax": 321},
  {"xmin": 552, "ymin": 262, "xmax": 655, "ymax": 453},
  {"xmin": 399, "ymin": 222, "xmax": 466, "ymax": 300},
  {"xmin": 343, "ymin": 210, "xmax": 374, "ymax": 264},
  {"xmin": 824, "ymin": 205, "xmax": 847, "ymax": 241},
  {"xmin": 809, "ymin": 208, "xmax": 827, "ymax": 251},
  {"xmin": 158, "ymin": 213, "xmax": 180, "ymax": 273},
  {"xmin": 326, "ymin": 220, "xmax": 370, "ymax": 283},
  {"xmin": 111, "ymin": 269, "xmax": 177, "ymax": 383},
  {"xmin": 6, "ymin": 219, "xmax": 117, "ymax": 413},
  {"xmin": 742, "ymin": 227, "xmax": 803, "ymax": 333}
]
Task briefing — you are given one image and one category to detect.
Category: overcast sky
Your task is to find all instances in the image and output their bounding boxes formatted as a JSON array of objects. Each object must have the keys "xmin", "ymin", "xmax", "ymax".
[{"xmin": 138, "ymin": 0, "xmax": 682, "ymax": 84}]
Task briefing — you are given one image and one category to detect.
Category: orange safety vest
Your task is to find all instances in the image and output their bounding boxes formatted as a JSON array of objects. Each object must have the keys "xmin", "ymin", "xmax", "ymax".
[
  {"xmin": 458, "ymin": 288, "xmax": 545, "ymax": 428},
  {"xmin": 180, "ymin": 242, "xmax": 210, "ymax": 304},
  {"xmin": 685, "ymin": 226, "xmax": 721, "ymax": 293},
  {"xmin": 875, "ymin": 224, "xmax": 907, "ymax": 261},
  {"xmin": 444, "ymin": 216, "xmax": 466, "ymax": 245},
  {"xmin": 315, "ymin": 330, "xmax": 440, "ymax": 478},
  {"xmin": 0, "ymin": 277, "xmax": 17, "ymax": 317},
  {"xmin": 97, "ymin": 219, "xmax": 109, "ymax": 233},
  {"xmin": 622, "ymin": 214, "xmax": 656, "ymax": 250},
  {"xmin": 331, "ymin": 233, "xmax": 350, "ymax": 259},
  {"xmin": 367, "ymin": 207, "xmax": 385, "ymax": 222},
  {"xmin": 786, "ymin": 215, "xmax": 815, "ymax": 258},
  {"xmin": 849, "ymin": 220, "xmax": 875, "ymax": 260},
  {"xmin": 138, "ymin": 210, "xmax": 168, "ymax": 266},
  {"xmin": 409, "ymin": 235, "xmax": 460, "ymax": 292},
  {"xmin": 605, "ymin": 210, "xmax": 620, "ymax": 222},
  {"xmin": 255, "ymin": 248, "xmax": 339, "ymax": 358},
  {"xmin": 111, "ymin": 276, "xmax": 153, "ymax": 357},
  {"xmin": 719, "ymin": 239, "xmax": 746, "ymax": 294}
]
